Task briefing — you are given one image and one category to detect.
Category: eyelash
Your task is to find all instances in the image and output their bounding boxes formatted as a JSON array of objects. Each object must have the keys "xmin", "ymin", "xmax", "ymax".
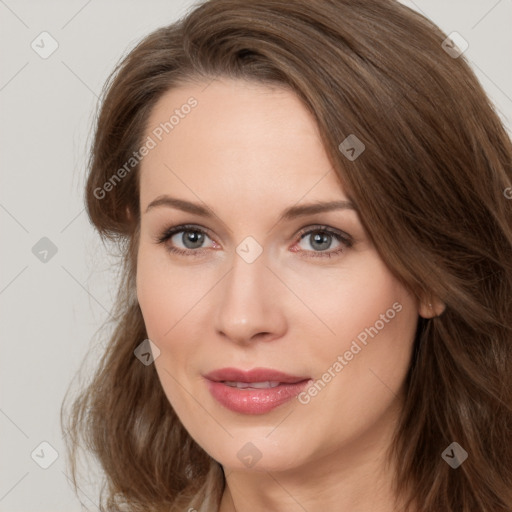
[{"xmin": 154, "ymin": 224, "xmax": 353, "ymax": 259}]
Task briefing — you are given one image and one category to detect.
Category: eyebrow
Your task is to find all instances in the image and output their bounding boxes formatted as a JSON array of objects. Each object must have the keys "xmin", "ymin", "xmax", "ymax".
[{"xmin": 145, "ymin": 195, "xmax": 356, "ymax": 223}]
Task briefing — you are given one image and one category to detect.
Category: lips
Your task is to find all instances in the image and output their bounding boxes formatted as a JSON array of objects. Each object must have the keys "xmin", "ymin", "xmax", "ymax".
[
  {"xmin": 203, "ymin": 367, "xmax": 311, "ymax": 414},
  {"xmin": 223, "ymin": 381, "xmax": 281, "ymax": 389},
  {"xmin": 204, "ymin": 367, "xmax": 309, "ymax": 384}
]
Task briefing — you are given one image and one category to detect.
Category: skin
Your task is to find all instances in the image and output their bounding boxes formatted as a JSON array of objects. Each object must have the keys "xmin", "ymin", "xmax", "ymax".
[{"xmin": 136, "ymin": 78, "xmax": 444, "ymax": 512}]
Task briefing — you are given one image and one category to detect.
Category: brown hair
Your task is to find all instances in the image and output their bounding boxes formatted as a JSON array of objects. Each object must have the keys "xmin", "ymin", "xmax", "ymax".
[{"xmin": 61, "ymin": 0, "xmax": 512, "ymax": 511}]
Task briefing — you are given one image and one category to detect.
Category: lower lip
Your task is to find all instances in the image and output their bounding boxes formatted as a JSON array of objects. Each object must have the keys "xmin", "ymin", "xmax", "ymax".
[{"xmin": 205, "ymin": 379, "xmax": 311, "ymax": 414}]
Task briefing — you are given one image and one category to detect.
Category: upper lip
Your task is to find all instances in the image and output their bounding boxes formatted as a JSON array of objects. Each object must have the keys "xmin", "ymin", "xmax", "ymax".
[{"xmin": 204, "ymin": 367, "xmax": 310, "ymax": 384}]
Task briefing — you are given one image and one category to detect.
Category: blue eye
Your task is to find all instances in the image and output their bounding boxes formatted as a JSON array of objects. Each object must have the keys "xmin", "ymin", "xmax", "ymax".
[
  {"xmin": 155, "ymin": 224, "xmax": 352, "ymax": 259},
  {"xmin": 294, "ymin": 226, "xmax": 352, "ymax": 258},
  {"xmin": 156, "ymin": 224, "xmax": 214, "ymax": 257}
]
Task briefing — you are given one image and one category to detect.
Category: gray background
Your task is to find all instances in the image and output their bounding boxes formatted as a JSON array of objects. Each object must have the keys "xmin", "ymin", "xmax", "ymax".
[{"xmin": 1, "ymin": 1, "xmax": 511, "ymax": 510}]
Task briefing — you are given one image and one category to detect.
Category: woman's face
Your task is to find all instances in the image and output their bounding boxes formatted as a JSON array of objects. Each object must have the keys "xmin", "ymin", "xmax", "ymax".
[{"xmin": 136, "ymin": 78, "xmax": 423, "ymax": 473}]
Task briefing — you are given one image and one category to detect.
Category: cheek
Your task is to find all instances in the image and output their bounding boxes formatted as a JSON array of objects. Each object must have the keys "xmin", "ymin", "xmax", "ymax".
[
  {"xmin": 136, "ymin": 245, "xmax": 206, "ymax": 342},
  {"xmin": 294, "ymin": 256, "xmax": 419, "ymax": 414},
  {"xmin": 290, "ymin": 267, "xmax": 417, "ymax": 454},
  {"xmin": 136, "ymin": 247, "xmax": 200, "ymax": 412},
  {"xmin": 286, "ymin": 255, "xmax": 417, "ymax": 361},
  {"xmin": 136, "ymin": 251, "xmax": 171, "ymax": 340}
]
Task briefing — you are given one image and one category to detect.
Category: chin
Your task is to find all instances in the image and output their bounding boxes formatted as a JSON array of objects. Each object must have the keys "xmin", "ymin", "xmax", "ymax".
[{"xmin": 196, "ymin": 427, "xmax": 317, "ymax": 474}]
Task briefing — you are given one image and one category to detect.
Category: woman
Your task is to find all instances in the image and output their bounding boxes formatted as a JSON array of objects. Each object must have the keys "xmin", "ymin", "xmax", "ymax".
[{"xmin": 61, "ymin": 0, "xmax": 512, "ymax": 511}]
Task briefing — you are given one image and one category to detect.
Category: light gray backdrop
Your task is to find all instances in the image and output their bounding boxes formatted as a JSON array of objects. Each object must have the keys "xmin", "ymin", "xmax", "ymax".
[{"xmin": 1, "ymin": 1, "xmax": 511, "ymax": 510}]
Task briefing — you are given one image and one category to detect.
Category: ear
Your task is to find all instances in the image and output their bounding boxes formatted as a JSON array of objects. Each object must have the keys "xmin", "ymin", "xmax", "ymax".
[
  {"xmin": 418, "ymin": 295, "xmax": 446, "ymax": 319},
  {"xmin": 126, "ymin": 206, "xmax": 133, "ymax": 222}
]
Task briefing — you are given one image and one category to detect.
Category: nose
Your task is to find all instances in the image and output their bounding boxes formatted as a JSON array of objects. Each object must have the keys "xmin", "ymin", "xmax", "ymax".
[{"xmin": 214, "ymin": 249, "xmax": 288, "ymax": 346}]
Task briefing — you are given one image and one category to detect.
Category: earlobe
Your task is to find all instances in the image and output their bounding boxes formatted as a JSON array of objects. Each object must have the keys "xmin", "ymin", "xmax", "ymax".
[{"xmin": 419, "ymin": 297, "xmax": 446, "ymax": 318}]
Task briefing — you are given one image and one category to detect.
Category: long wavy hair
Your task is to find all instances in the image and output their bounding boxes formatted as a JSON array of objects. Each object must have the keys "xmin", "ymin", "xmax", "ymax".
[{"xmin": 60, "ymin": 0, "xmax": 512, "ymax": 511}]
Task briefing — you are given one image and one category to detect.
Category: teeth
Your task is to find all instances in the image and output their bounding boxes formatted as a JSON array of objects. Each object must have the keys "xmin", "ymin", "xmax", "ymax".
[{"xmin": 223, "ymin": 381, "xmax": 281, "ymax": 389}]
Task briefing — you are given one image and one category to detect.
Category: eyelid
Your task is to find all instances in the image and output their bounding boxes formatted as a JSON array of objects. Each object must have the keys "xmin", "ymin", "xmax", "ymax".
[
  {"xmin": 154, "ymin": 224, "xmax": 214, "ymax": 245},
  {"xmin": 154, "ymin": 223, "xmax": 353, "ymax": 258},
  {"xmin": 295, "ymin": 224, "xmax": 353, "ymax": 246}
]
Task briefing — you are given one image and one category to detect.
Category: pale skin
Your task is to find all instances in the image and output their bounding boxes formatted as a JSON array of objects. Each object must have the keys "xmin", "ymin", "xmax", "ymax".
[{"xmin": 135, "ymin": 78, "xmax": 444, "ymax": 512}]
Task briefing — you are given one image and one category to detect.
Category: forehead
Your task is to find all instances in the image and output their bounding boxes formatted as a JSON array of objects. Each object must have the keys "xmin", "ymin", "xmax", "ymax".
[{"xmin": 139, "ymin": 78, "xmax": 348, "ymax": 213}]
